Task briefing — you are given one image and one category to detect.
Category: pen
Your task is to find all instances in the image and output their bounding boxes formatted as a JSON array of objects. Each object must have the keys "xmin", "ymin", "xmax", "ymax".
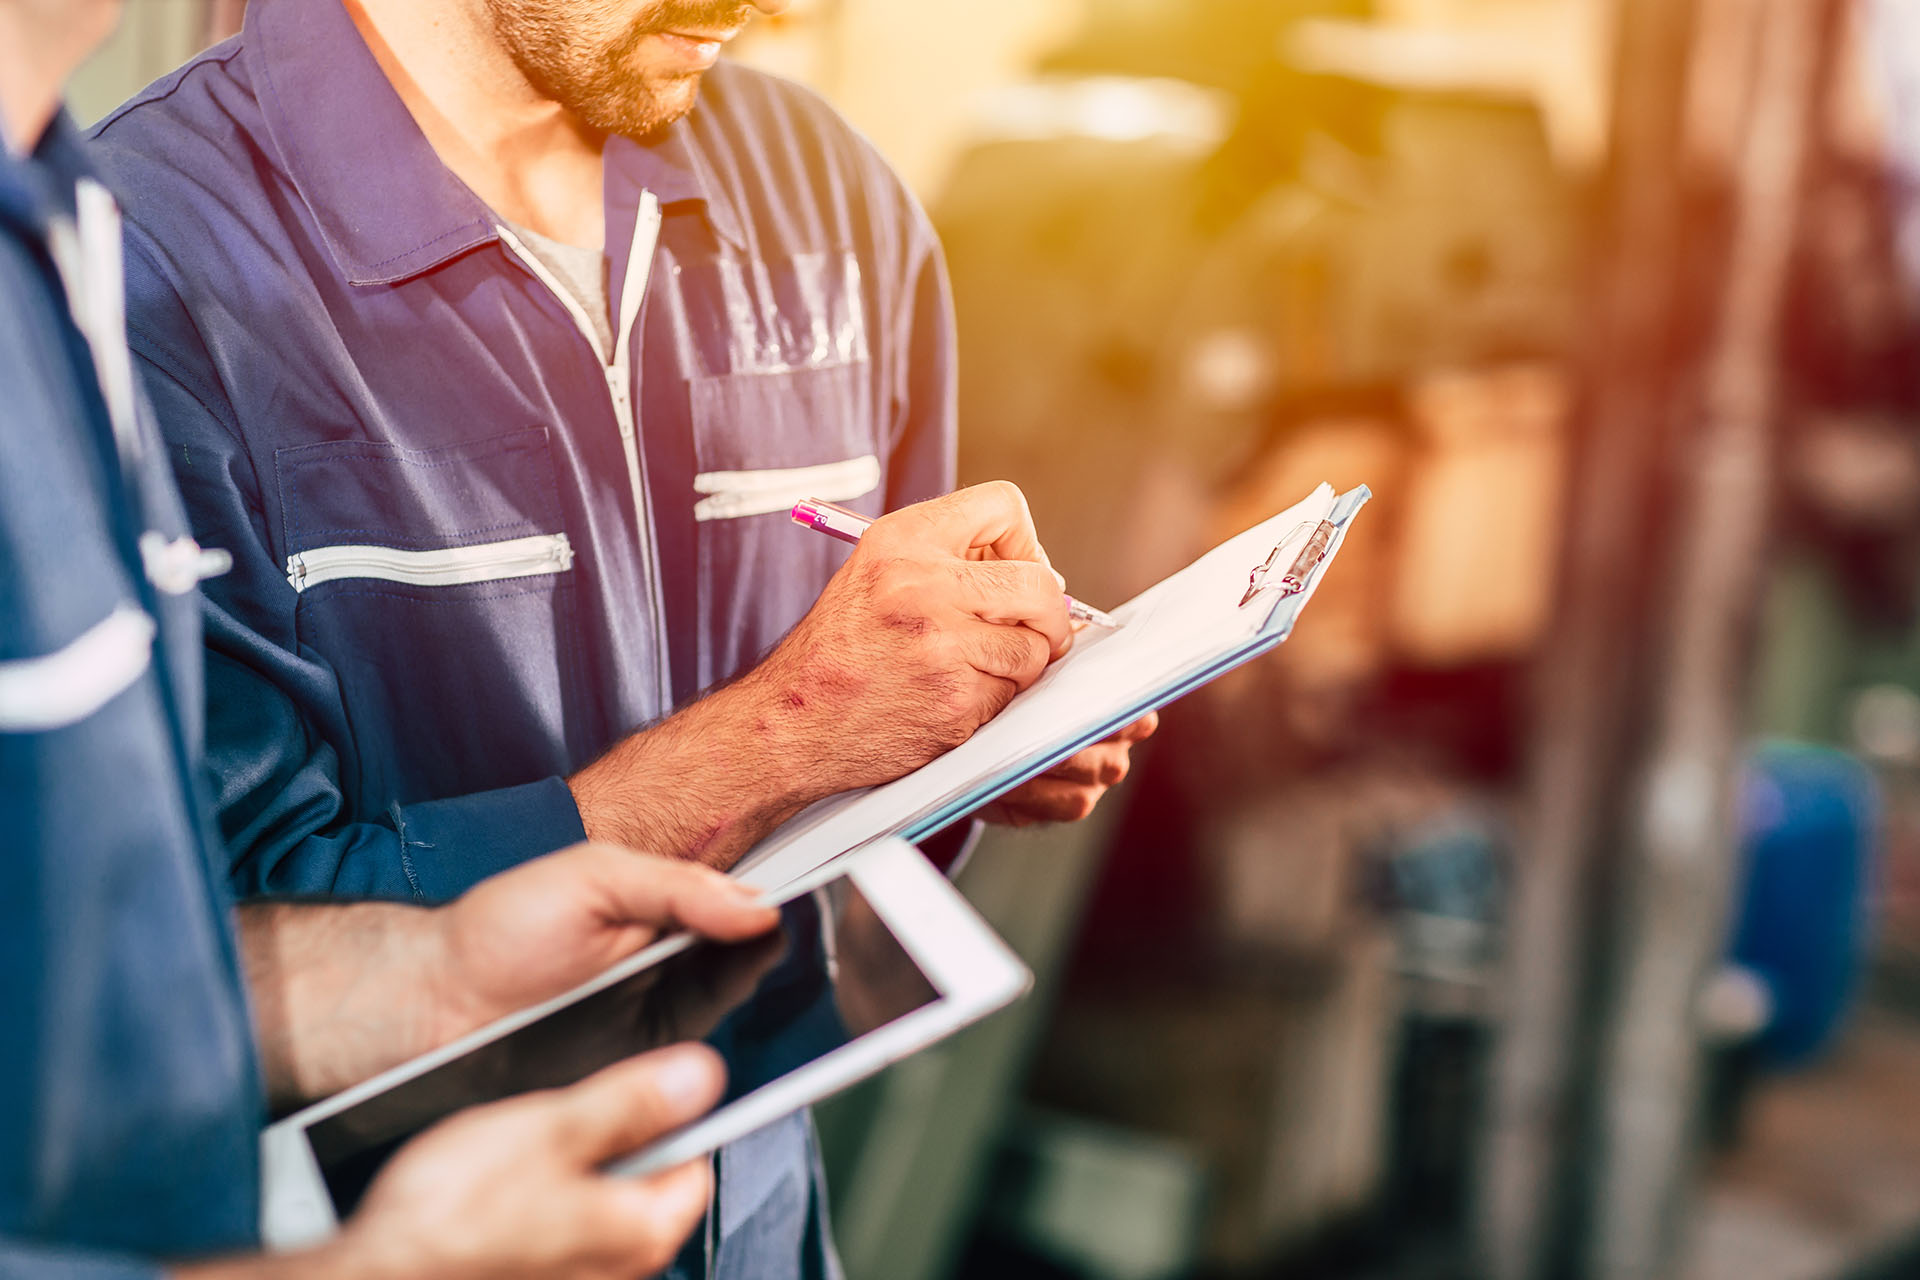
[{"xmin": 792, "ymin": 497, "xmax": 1120, "ymax": 629}]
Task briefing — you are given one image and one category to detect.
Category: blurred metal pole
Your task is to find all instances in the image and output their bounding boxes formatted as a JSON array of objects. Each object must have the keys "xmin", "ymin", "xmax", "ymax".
[
  {"xmin": 1588, "ymin": 1, "xmax": 1828, "ymax": 1277},
  {"xmin": 1474, "ymin": 0, "xmax": 1702, "ymax": 1276}
]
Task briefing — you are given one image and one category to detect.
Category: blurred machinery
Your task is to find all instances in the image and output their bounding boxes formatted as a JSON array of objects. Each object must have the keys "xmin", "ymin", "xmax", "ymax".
[
  {"xmin": 921, "ymin": 3, "xmax": 1584, "ymax": 1276},
  {"xmin": 910, "ymin": 2, "xmax": 1920, "ymax": 1278}
]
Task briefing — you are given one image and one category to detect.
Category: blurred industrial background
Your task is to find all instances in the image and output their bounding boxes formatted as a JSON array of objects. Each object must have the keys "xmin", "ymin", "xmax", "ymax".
[{"xmin": 77, "ymin": 2, "xmax": 1920, "ymax": 1279}]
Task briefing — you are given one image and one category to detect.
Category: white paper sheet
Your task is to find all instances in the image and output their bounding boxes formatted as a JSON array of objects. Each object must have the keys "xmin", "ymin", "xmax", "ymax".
[{"xmin": 734, "ymin": 483, "xmax": 1343, "ymax": 891}]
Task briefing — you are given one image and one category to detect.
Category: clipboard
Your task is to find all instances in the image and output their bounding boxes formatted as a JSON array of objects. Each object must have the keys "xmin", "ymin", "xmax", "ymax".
[{"xmin": 736, "ymin": 483, "xmax": 1372, "ymax": 891}]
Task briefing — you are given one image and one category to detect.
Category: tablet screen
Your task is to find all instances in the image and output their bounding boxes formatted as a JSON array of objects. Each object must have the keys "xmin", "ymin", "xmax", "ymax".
[{"xmin": 305, "ymin": 880, "xmax": 936, "ymax": 1217}]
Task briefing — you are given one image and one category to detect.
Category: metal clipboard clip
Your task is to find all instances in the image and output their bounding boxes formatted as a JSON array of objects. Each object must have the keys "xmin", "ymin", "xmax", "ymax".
[{"xmin": 1240, "ymin": 518, "xmax": 1339, "ymax": 607}]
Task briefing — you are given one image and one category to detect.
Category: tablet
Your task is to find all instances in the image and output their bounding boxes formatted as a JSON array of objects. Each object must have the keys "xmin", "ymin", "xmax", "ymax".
[{"xmin": 259, "ymin": 838, "xmax": 1030, "ymax": 1250}]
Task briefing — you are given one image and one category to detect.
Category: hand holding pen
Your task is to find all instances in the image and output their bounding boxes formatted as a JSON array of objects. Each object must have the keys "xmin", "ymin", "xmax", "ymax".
[
  {"xmin": 793, "ymin": 497, "xmax": 1119, "ymax": 629},
  {"xmin": 790, "ymin": 486, "xmax": 1153, "ymax": 827},
  {"xmin": 572, "ymin": 482, "xmax": 1090, "ymax": 866},
  {"xmin": 718, "ymin": 482, "xmax": 1079, "ymax": 798}
]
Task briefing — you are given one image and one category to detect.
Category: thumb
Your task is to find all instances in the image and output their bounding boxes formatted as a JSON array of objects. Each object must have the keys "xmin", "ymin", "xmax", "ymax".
[
  {"xmin": 554, "ymin": 1044, "xmax": 726, "ymax": 1166},
  {"xmin": 570, "ymin": 845, "xmax": 780, "ymax": 942}
]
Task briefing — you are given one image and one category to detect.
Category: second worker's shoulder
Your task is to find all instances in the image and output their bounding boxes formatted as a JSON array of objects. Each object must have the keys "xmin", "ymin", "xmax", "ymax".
[
  {"xmin": 86, "ymin": 36, "xmax": 318, "ymax": 405},
  {"xmin": 86, "ymin": 35, "xmax": 293, "ymax": 300},
  {"xmin": 89, "ymin": 36, "xmax": 266, "ymax": 201}
]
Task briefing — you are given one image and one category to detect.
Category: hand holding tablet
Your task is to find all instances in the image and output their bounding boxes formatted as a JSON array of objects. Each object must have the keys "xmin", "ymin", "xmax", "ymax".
[
  {"xmin": 256, "ymin": 488, "xmax": 1370, "ymax": 1257},
  {"xmin": 261, "ymin": 839, "xmax": 1031, "ymax": 1248}
]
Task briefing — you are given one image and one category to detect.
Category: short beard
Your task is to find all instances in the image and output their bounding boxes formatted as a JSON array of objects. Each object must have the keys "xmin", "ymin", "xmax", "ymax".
[{"xmin": 483, "ymin": 0, "xmax": 754, "ymax": 139}]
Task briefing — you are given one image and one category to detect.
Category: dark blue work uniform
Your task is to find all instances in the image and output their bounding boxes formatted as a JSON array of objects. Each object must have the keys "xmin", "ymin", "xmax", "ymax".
[
  {"xmin": 89, "ymin": 1, "xmax": 960, "ymax": 1275},
  {"xmin": 0, "ymin": 118, "xmax": 261, "ymax": 1277}
]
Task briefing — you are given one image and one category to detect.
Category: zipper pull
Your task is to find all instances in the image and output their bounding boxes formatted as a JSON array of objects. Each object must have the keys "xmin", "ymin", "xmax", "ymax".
[{"xmin": 142, "ymin": 531, "xmax": 233, "ymax": 596}]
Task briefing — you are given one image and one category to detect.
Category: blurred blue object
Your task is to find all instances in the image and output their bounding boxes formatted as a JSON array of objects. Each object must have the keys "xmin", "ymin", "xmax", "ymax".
[
  {"xmin": 1729, "ymin": 740, "xmax": 1880, "ymax": 1067},
  {"xmin": 1375, "ymin": 811, "xmax": 1506, "ymax": 990}
]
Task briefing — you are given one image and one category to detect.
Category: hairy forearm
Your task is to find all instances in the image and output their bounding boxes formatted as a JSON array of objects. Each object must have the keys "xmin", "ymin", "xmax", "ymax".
[
  {"xmin": 570, "ymin": 502, "xmax": 1074, "ymax": 866},
  {"xmin": 569, "ymin": 664, "xmax": 832, "ymax": 870},
  {"xmin": 238, "ymin": 902, "xmax": 446, "ymax": 1111},
  {"xmin": 173, "ymin": 1240, "xmax": 382, "ymax": 1280}
]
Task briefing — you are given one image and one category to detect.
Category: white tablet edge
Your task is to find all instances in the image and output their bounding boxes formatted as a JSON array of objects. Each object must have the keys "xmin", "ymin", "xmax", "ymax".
[
  {"xmin": 260, "ymin": 837, "xmax": 1027, "ymax": 1248},
  {"xmin": 606, "ymin": 838, "xmax": 1032, "ymax": 1178}
]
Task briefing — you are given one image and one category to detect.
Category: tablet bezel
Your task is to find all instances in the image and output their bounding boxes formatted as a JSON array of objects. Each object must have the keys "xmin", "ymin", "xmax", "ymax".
[{"xmin": 260, "ymin": 838, "xmax": 1028, "ymax": 1249}]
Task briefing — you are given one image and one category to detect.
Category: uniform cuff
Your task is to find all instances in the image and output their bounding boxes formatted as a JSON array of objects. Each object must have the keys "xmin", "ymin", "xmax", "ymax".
[{"xmin": 394, "ymin": 776, "xmax": 589, "ymax": 902}]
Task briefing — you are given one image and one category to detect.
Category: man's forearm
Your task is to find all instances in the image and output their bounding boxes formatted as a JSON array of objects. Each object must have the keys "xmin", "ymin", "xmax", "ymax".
[
  {"xmin": 173, "ymin": 1242, "xmax": 374, "ymax": 1280},
  {"xmin": 569, "ymin": 663, "xmax": 834, "ymax": 870},
  {"xmin": 571, "ymin": 485, "xmax": 1082, "ymax": 868},
  {"xmin": 238, "ymin": 902, "xmax": 445, "ymax": 1111}
]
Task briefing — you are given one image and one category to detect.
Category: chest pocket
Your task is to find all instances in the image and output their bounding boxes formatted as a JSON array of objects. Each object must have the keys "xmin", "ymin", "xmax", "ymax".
[
  {"xmin": 684, "ymin": 249, "xmax": 879, "ymax": 513},
  {"xmin": 682, "ymin": 251, "xmax": 882, "ymax": 686},
  {"xmin": 690, "ymin": 364, "xmax": 880, "ymax": 519},
  {"xmin": 273, "ymin": 428, "xmax": 584, "ymax": 806}
]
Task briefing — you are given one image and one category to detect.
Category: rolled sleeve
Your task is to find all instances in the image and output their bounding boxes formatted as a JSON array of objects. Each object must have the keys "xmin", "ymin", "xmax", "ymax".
[{"xmin": 394, "ymin": 776, "xmax": 587, "ymax": 900}]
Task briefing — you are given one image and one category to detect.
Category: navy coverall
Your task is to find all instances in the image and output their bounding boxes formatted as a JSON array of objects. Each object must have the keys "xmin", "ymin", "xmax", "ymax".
[
  {"xmin": 91, "ymin": 0, "xmax": 962, "ymax": 1274},
  {"xmin": 0, "ymin": 117, "xmax": 261, "ymax": 1278}
]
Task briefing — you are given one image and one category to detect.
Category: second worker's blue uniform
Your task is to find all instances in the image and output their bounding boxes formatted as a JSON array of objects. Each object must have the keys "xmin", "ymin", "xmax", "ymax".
[{"xmin": 0, "ymin": 115, "xmax": 261, "ymax": 1280}]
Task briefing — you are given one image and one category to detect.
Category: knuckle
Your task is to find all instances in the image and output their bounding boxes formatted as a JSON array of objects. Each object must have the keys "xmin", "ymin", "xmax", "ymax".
[
  {"xmin": 861, "ymin": 512, "xmax": 911, "ymax": 550},
  {"xmin": 983, "ymin": 631, "xmax": 1030, "ymax": 682},
  {"xmin": 916, "ymin": 671, "xmax": 966, "ymax": 728},
  {"xmin": 1015, "ymin": 631, "xmax": 1049, "ymax": 679},
  {"xmin": 1047, "ymin": 758, "xmax": 1090, "ymax": 784},
  {"xmin": 529, "ymin": 1102, "xmax": 586, "ymax": 1155},
  {"xmin": 987, "ymin": 630, "xmax": 1022, "ymax": 671},
  {"xmin": 941, "ymin": 679, "xmax": 980, "ymax": 726},
  {"xmin": 863, "ymin": 554, "xmax": 906, "ymax": 592},
  {"xmin": 861, "ymin": 553, "xmax": 910, "ymax": 593}
]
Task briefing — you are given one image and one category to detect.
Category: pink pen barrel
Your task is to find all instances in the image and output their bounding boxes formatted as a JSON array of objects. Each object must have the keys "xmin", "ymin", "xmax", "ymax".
[{"xmin": 791, "ymin": 498, "xmax": 871, "ymax": 546}]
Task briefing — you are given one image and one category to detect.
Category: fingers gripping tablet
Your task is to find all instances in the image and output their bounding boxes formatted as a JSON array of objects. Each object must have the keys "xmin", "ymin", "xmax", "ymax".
[{"xmin": 260, "ymin": 839, "xmax": 1030, "ymax": 1249}]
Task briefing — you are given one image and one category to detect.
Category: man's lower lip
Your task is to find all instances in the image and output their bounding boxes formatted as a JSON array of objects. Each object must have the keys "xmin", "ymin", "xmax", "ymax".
[{"xmin": 653, "ymin": 31, "xmax": 725, "ymax": 67}]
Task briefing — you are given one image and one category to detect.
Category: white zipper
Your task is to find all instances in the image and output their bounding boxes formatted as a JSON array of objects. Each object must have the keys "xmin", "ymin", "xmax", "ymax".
[
  {"xmin": 285, "ymin": 533, "xmax": 574, "ymax": 593},
  {"xmin": 692, "ymin": 454, "xmax": 883, "ymax": 522},
  {"xmin": 497, "ymin": 195, "xmax": 670, "ymax": 706}
]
